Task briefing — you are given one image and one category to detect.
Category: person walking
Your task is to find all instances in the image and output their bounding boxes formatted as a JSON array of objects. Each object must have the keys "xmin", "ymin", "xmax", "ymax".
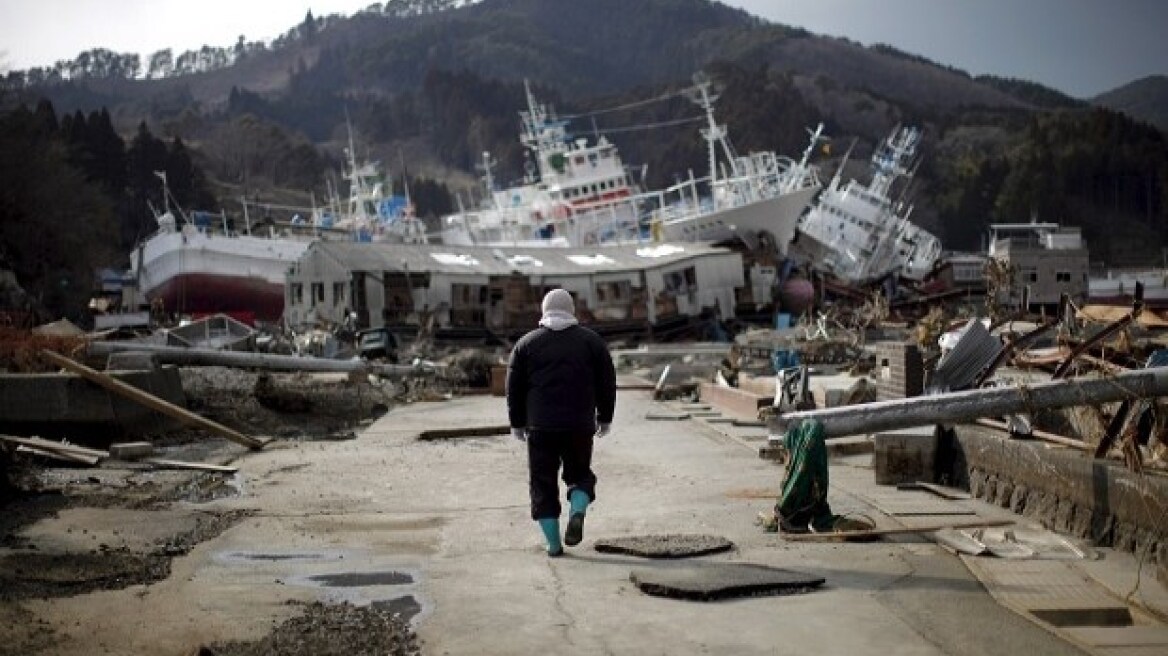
[{"xmin": 507, "ymin": 288, "xmax": 616, "ymax": 556}]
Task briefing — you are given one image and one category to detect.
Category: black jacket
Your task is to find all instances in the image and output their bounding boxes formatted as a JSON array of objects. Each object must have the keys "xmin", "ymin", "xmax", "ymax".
[{"xmin": 506, "ymin": 325, "xmax": 616, "ymax": 432}]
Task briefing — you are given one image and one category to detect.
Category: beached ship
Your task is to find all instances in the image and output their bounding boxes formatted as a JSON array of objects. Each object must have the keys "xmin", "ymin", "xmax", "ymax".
[
  {"xmin": 439, "ymin": 75, "xmax": 823, "ymax": 253},
  {"xmin": 130, "ymin": 131, "xmax": 424, "ymax": 324},
  {"xmin": 791, "ymin": 125, "xmax": 942, "ymax": 285},
  {"xmin": 438, "ymin": 82, "xmax": 643, "ymax": 247},
  {"xmin": 641, "ymin": 74, "xmax": 823, "ymax": 253}
]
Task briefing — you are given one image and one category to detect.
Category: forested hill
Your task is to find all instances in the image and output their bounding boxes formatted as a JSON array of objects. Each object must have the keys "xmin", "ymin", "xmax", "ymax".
[
  {"xmin": 1094, "ymin": 75, "xmax": 1168, "ymax": 132},
  {"xmin": 9, "ymin": 0, "xmax": 1037, "ymax": 125}
]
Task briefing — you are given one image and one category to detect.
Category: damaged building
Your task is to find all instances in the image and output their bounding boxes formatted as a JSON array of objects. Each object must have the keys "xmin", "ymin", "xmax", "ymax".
[
  {"xmin": 284, "ymin": 241, "xmax": 746, "ymax": 338},
  {"xmin": 988, "ymin": 223, "xmax": 1089, "ymax": 309}
]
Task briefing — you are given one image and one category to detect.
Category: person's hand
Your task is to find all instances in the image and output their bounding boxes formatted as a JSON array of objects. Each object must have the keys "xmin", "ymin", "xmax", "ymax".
[
  {"xmin": 594, "ymin": 423, "xmax": 611, "ymax": 439},
  {"xmin": 511, "ymin": 427, "xmax": 528, "ymax": 442}
]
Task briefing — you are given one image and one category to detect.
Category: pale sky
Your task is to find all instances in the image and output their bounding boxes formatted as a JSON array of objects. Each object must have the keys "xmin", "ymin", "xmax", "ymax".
[{"xmin": 1, "ymin": 0, "xmax": 1164, "ymax": 98}]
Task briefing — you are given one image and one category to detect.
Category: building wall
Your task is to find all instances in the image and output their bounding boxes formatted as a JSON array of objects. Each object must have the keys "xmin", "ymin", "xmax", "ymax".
[
  {"xmin": 285, "ymin": 248, "xmax": 744, "ymax": 332},
  {"xmin": 997, "ymin": 247, "xmax": 1089, "ymax": 307}
]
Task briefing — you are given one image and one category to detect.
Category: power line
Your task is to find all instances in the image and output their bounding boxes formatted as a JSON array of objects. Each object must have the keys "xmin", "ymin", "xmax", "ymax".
[
  {"xmin": 590, "ymin": 115, "xmax": 705, "ymax": 135},
  {"xmin": 559, "ymin": 86, "xmax": 694, "ymax": 120}
]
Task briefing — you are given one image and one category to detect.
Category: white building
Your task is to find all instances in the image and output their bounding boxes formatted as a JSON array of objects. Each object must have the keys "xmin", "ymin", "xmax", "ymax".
[
  {"xmin": 285, "ymin": 241, "xmax": 744, "ymax": 336},
  {"xmin": 988, "ymin": 223, "xmax": 1089, "ymax": 307}
]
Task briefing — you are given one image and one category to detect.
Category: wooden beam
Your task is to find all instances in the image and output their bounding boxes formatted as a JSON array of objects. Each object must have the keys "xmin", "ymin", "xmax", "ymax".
[
  {"xmin": 974, "ymin": 418, "xmax": 1092, "ymax": 451},
  {"xmin": 140, "ymin": 457, "xmax": 238, "ymax": 473},
  {"xmin": 40, "ymin": 350, "xmax": 264, "ymax": 451},
  {"xmin": 781, "ymin": 519, "xmax": 1015, "ymax": 541},
  {"xmin": 417, "ymin": 425, "xmax": 510, "ymax": 441},
  {"xmin": 15, "ymin": 445, "xmax": 100, "ymax": 465},
  {"xmin": 0, "ymin": 435, "xmax": 109, "ymax": 459}
]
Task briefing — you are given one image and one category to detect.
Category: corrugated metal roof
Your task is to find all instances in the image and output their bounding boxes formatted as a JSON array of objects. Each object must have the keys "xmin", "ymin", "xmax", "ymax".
[{"xmin": 303, "ymin": 241, "xmax": 737, "ymax": 275}]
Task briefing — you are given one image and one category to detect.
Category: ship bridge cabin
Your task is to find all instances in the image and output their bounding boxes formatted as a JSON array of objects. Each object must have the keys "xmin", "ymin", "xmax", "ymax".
[
  {"xmin": 284, "ymin": 241, "xmax": 744, "ymax": 341},
  {"xmin": 987, "ymin": 222, "xmax": 1089, "ymax": 309}
]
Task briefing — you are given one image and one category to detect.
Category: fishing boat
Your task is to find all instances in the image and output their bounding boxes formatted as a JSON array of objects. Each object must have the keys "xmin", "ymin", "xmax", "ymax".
[
  {"xmin": 439, "ymin": 74, "xmax": 824, "ymax": 253},
  {"xmin": 641, "ymin": 73, "xmax": 824, "ymax": 253},
  {"xmin": 438, "ymin": 81, "xmax": 644, "ymax": 247},
  {"xmin": 130, "ymin": 129, "xmax": 424, "ymax": 324},
  {"xmin": 791, "ymin": 125, "xmax": 942, "ymax": 285}
]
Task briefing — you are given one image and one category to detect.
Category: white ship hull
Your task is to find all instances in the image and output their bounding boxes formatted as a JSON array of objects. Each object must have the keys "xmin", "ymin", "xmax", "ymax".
[
  {"xmin": 132, "ymin": 228, "xmax": 310, "ymax": 321},
  {"xmin": 658, "ymin": 185, "xmax": 819, "ymax": 253}
]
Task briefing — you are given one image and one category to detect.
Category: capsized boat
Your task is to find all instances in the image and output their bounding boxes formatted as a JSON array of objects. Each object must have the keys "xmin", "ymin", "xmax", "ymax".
[{"xmin": 791, "ymin": 125, "xmax": 942, "ymax": 284}]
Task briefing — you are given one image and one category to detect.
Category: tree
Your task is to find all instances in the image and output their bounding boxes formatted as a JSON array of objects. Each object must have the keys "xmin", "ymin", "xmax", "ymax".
[{"xmin": 0, "ymin": 104, "xmax": 118, "ymax": 322}]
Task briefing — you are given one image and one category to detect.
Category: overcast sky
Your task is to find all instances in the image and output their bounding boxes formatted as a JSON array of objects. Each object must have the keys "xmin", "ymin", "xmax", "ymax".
[{"xmin": 1, "ymin": 0, "xmax": 1164, "ymax": 98}]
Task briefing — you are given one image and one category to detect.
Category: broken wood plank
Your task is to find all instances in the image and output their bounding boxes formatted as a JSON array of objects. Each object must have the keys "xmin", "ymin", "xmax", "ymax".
[
  {"xmin": 41, "ymin": 349, "xmax": 264, "ymax": 451},
  {"xmin": 0, "ymin": 435, "xmax": 109, "ymax": 459},
  {"xmin": 15, "ymin": 445, "xmax": 101, "ymax": 465},
  {"xmin": 417, "ymin": 425, "xmax": 510, "ymax": 441},
  {"xmin": 140, "ymin": 457, "xmax": 238, "ymax": 473},
  {"xmin": 974, "ymin": 418, "xmax": 1092, "ymax": 451},
  {"xmin": 781, "ymin": 519, "xmax": 1015, "ymax": 541},
  {"xmin": 896, "ymin": 482, "xmax": 973, "ymax": 500}
]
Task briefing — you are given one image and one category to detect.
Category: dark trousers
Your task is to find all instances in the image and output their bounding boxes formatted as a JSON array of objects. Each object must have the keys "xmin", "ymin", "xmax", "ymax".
[{"xmin": 527, "ymin": 428, "xmax": 596, "ymax": 520}]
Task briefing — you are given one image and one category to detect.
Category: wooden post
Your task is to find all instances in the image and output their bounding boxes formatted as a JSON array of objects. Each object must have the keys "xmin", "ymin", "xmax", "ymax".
[
  {"xmin": 41, "ymin": 350, "xmax": 265, "ymax": 451},
  {"xmin": 781, "ymin": 519, "xmax": 1015, "ymax": 541}
]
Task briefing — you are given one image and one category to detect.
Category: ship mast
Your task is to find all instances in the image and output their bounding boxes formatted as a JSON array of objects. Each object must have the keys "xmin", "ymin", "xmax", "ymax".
[{"xmin": 687, "ymin": 72, "xmax": 738, "ymax": 186}]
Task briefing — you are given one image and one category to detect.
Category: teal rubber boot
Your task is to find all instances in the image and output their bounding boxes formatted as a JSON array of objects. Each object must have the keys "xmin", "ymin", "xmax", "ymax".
[
  {"xmin": 565, "ymin": 490, "xmax": 590, "ymax": 546},
  {"xmin": 538, "ymin": 518, "xmax": 563, "ymax": 557}
]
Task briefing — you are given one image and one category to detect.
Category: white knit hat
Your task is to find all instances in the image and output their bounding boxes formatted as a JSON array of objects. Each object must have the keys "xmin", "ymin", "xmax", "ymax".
[{"xmin": 539, "ymin": 289, "xmax": 578, "ymax": 330}]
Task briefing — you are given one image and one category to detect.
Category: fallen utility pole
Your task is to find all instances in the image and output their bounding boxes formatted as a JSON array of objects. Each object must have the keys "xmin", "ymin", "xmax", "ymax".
[
  {"xmin": 85, "ymin": 341, "xmax": 441, "ymax": 377},
  {"xmin": 770, "ymin": 366, "xmax": 1168, "ymax": 441},
  {"xmin": 41, "ymin": 350, "xmax": 265, "ymax": 451}
]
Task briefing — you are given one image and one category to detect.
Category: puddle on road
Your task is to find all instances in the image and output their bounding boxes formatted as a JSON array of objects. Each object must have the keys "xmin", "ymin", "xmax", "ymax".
[
  {"xmin": 371, "ymin": 595, "xmax": 422, "ymax": 622},
  {"xmin": 234, "ymin": 553, "xmax": 325, "ymax": 561},
  {"xmin": 1030, "ymin": 607, "xmax": 1134, "ymax": 627},
  {"xmin": 215, "ymin": 549, "xmax": 347, "ymax": 565},
  {"xmin": 307, "ymin": 571, "xmax": 414, "ymax": 587}
]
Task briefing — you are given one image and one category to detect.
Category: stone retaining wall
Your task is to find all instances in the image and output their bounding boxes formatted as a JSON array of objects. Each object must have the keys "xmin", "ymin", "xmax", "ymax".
[{"xmin": 946, "ymin": 426, "xmax": 1167, "ymax": 570}]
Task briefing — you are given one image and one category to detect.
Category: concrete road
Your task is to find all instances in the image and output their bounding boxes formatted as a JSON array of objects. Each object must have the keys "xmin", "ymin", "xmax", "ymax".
[{"xmin": 21, "ymin": 387, "xmax": 1091, "ymax": 655}]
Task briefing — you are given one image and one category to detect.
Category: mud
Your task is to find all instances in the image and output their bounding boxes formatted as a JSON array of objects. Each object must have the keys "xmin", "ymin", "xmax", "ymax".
[
  {"xmin": 208, "ymin": 601, "xmax": 420, "ymax": 656},
  {"xmin": 179, "ymin": 367, "xmax": 393, "ymax": 440},
  {"xmin": 0, "ymin": 356, "xmax": 471, "ymax": 653},
  {"xmin": 0, "ymin": 509, "xmax": 248, "ymax": 601},
  {"xmin": 594, "ymin": 534, "xmax": 734, "ymax": 558}
]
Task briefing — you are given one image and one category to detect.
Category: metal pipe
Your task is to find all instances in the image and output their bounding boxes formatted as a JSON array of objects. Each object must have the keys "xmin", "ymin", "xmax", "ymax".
[
  {"xmin": 86, "ymin": 341, "xmax": 440, "ymax": 378},
  {"xmin": 770, "ymin": 366, "xmax": 1168, "ymax": 440}
]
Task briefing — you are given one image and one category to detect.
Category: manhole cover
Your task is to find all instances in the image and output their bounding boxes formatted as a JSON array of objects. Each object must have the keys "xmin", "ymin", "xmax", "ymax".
[
  {"xmin": 630, "ymin": 563, "xmax": 824, "ymax": 601},
  {"xmin": 594, "ymin": 534, "xmax": 733, "ymax": 558}
]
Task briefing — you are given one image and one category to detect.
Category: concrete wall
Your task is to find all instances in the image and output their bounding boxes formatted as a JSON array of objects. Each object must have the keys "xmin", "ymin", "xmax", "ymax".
[
  {"xmin": 0, "ymin": 367, "xmax": 186, "ymax": 442},
  {"xmin": 943, "ymin": 426, "xmax": 1166, "ymax": 566}
]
